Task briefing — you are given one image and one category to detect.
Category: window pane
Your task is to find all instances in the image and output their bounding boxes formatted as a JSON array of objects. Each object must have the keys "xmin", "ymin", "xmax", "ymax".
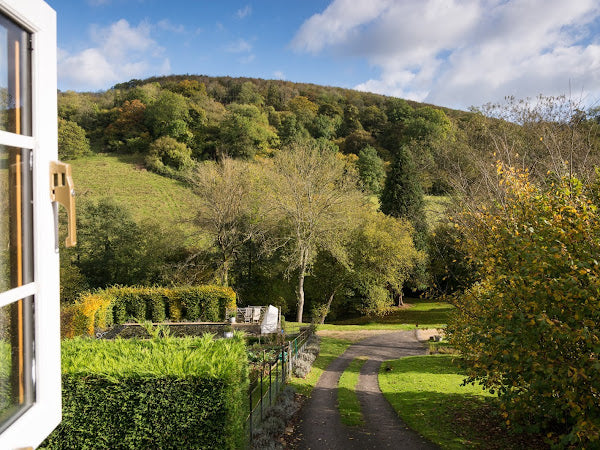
[
  {"xmin": 0, "ymin": 297, "xmax": 34, "ymax": 431},
  {"xmin": 0, "ymin": 146, "xmax": 32, "ymax": 293},
  {"xmin": 0, "ymin": 13, "xmax": 31, "ymax": 136}
]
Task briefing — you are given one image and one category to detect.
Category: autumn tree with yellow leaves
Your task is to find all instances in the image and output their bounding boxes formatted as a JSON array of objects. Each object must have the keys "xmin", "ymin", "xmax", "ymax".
[{"xmin": 448, "ymin": 165, "xmax": 600, "ymax": 447}]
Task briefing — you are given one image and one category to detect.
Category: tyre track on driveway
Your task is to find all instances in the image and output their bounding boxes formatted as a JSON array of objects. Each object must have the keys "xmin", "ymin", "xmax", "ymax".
[{"xmin": 293, "ymin": 330, "xmax": 439, "ymax": 449}]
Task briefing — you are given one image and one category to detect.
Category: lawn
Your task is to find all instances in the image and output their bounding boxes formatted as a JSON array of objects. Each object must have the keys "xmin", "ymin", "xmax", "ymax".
[
  {"xmin": 379, "ymin": 355, "xmax": 547, "ymax": 449},
  {"xmin": 324, "ymin": 298, "xmax": 453, "ymax": 330},
  {"xmin": 289, "ymin": 336, "xmax": 352, "ymax": 397},
  {"xmin": 337, "ymin": 357, "xmax": 367, "ymax": 426}
]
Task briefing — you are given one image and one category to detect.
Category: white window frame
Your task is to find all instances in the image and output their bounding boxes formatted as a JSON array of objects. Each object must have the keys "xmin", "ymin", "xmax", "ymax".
[{"xmin": 0, "ymin": 1, "xmax": 61, "ymax": 449}]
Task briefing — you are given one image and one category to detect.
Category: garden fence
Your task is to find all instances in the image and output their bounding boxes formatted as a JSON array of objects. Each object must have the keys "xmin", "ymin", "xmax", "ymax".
[{"xmin": 247, "ymin": 327, "xmax": 312, "ymax": 440}]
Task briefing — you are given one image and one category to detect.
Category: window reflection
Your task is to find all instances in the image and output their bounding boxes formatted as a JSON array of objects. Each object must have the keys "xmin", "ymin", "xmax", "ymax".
[
  {"xmin": 0, "ymin": 13, "xmax": 31, "ymax": 136},
  {"xmin": 0, "ymin": 298, "xmax": 33, "ymax": 429},
  {"xmin": 0, "ymin": 146, "xmax": 32, "ymax": 292}
]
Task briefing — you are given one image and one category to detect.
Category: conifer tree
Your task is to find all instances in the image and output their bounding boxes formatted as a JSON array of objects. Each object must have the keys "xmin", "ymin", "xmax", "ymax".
[{"xmin": 380, "ymin": 145, "xmax": 427, "ymax": 248}]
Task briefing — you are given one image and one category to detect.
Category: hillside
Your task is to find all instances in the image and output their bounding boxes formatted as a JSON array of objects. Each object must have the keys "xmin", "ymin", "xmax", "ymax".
[{"xmin": 70, "ymin": 153, "xmax": 203, "ymax": 243}]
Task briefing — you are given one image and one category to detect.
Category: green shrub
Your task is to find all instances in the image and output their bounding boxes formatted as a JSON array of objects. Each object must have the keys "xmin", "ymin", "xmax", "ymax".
[
  {"xmin": 147, "ymin": 290, "xmax": 167, "ymax": 322},
  {"xmin": 42, "ymin": 335, "xmax": 249, "ymax": 449},
  {"xmin": 449, "ymin": 168, "xmax": 600, "ymax": 447},
  {"xmin": 146, "ymin": 136, "xmax": 192, "ymax": 171},
  {"xmin": 65, "ymin": 285, "xmax": 237, "ymax": 336}
]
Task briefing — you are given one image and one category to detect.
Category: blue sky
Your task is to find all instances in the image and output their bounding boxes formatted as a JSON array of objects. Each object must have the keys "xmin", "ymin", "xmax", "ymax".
[{"xmin": 46, "ymin": 0, "xmax": 600, "ymax": 110}]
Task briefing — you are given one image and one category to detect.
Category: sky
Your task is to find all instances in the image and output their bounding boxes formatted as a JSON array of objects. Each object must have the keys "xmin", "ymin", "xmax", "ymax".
[{"xmin": 45, "ymin": 0, "xmax": 600, "ymax": 111}]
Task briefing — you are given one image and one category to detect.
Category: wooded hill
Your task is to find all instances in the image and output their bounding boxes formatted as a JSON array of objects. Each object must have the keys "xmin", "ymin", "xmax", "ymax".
[{"xmin": 57, "ymin": 73, "xmax": 600, "ymax": 318}]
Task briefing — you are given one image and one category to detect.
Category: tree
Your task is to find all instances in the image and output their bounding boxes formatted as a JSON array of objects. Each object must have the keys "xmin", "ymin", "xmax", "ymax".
[
  {"xmin": 448, "ymin": 166, "xmax": 600, "ymax": 447},
  {"xmin": 342, "ymin": 129, "xmax": 376, "ymax": 154},
  {"xmin": 339, "ymin": 104, "xmax": 363, "ymax": 136},
  {"xmin": 219, "ymin": 104, "xmax": 279, "ymax": 158},
  {"xmin": 385, "ymin": 98, "xmax": 412, "ymax": 123},
  {"xmin": 237, "ymin": 81, "xmax": 264, "ymax": 106},
  {"xmin": 308, "ymin": 114, "xmax": 339, "ymax": 140},
  {"xmin": 306, "ymin": 210, "xmax": 422, "ymax": 321},
  {"xmin": 350, "ymin": 212, "xmax": 422, "ymax": 310},
  {"xmin": 287, "ymin": 95, "xmax": 318, "ymax": 125},
  {"xmin": 105, "ymin": 99, "xmax": 150, "ymax": 153},
  {"xmin": 191, "ymin": 158, "xmax": 262, "ymax": 286},
  {"xmin": 357, "ymin": 145, "xmax": 385, "ymax": 195},
  {"xmin": 144, "ymin": 89, "xmax": 191, "ymax": 142},
  {"xmin": 262, "ymin": 139, "xmax": 364, "ymax": 322},
  {"xmin": 277, "ymin": 113, "xmax": 310, "ymax": 146},
  {"xmin": 360, "ymin": 105, "xmax": 387, "ymax": 134},
  {"xmin": 58, "ymin": 118, "xmax": 91, "ymax": 159},
  {"xmin": 380, "ymin": 145, "xmax": 427, "ymax": 246},
  {"xmin": 67, "ymin": 198, "xmax": 183, "ymax": 288}
]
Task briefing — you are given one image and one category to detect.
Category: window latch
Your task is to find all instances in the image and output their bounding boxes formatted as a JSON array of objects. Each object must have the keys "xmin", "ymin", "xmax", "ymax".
[{"xmin": 50, "ymin": 161, "xmax": 76, "ymax": 248}]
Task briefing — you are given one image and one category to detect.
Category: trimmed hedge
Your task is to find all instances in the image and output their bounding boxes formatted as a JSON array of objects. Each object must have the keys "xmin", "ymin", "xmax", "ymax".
[
  {"xmin": 41, "ymin": 335, "xmax": 248, "ymax": 449},
  {"xmin": 62, "ymin": 285, "xmax": 237, "ymax": 337}
]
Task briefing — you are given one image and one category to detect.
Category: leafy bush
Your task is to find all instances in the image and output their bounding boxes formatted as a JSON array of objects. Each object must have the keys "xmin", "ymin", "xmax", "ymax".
[
  {"xmin": 64, "ymin": 285, "xmax": 237, "ymax": 337},
  {"xmin": 448, "ymin": 166, "xmax": 600, "ymax": 447},
  {"xmin": 58, "ymin": 118, "xmax": 91, "ymax": 160},
  {"xmin": 146, "ymin": 136, "xmax": 193, "ymax": 175},
  {"xmin": 42, "ymin": 335, "xmax": 249, "ymax": 449}
]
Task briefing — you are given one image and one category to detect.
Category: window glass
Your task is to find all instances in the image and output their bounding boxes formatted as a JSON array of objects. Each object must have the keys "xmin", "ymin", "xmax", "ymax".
[
  {"xmin": 0, "ymin": 297, "xmax": 34, "ymax": 431},
  {"xmin": 0, "ymin": 14, "xmax": 34, "ymax": 433},
  {"xmin": 0, "ymin": 146, "xmax": 32, "ymax": 292},
  {"xmin": 0, "ymin": 14, "xmax": 31, "ymax": 136}
]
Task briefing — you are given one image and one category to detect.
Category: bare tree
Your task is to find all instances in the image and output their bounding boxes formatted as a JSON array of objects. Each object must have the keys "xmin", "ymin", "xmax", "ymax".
[
  {"xmin": 191, "ymin": 157, "xmax": 262, "ymax": 286},
  {"xmin": 261, "ymin": 140, "xmax": 364, "ymax": 323}
]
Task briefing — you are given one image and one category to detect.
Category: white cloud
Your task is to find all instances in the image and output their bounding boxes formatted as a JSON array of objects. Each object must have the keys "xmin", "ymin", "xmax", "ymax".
[
  {"xmin": 273, "ymin": 70, "xmax": 285, "ymax": 80},
  {"xmin": 58, "ymin": 19, "xmax": 169, "ymax": 91},
  {"xmin": 226, "ymin": 38, "xmax": 252, "ymax": 53},
  {"xmin": 237, "ymin": 5, "xmax": 252, "ymax": 19},
  {"xmin": 157, "ymin": 19, "xmax": 185, "ymax": 34},
  {"xmin": 240, "ymin": 54, "xmax": 255, "ymax": 64},
  {"xmin": 293, "ymin": 0, "xmax": 600, "ymax": 109}
]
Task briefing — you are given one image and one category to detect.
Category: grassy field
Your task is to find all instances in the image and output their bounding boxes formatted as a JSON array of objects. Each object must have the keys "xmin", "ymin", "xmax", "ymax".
[
  {"xmin": 289, "ymin": 337, "xmax": 352, "ymax": 397},
  {"xmin": 337, "ymin": 357, "xmax": 367, "ymax": 426},
  {"xmin": 70, "ymin": 154, "xmax": 204, "ymax": 243},
  {"xmin": 379, "ymin": 355, "xmax": 546, "ymax": 449},
  {"xmin": 325, "ymin": 298, "xmax": 453, "ymax": 330}
]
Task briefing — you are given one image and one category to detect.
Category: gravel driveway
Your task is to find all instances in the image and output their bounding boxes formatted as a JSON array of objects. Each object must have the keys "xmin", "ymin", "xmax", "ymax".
[{"xmin": 292, "ymin": 330, "xmax": 440, "ymax": 449}]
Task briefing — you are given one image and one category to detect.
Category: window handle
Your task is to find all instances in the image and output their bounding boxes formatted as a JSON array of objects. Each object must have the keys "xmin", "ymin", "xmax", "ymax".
[{"xmin": 50, "ymin": 161, "xmax": 76, "ymax": 247}]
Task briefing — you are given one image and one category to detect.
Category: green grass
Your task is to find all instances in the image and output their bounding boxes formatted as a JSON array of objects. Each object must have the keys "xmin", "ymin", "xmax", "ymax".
[
  {"xmin": 70, "ymin": 153, "xmax": 205, "ymax": 243},
  {"xmin": 286, "ymin": 299, "xmax": 453, "ymax": 332},
  {"xmin": 379, "ymin": 355, "xmax": 545, "ymax": 449},
  {"xmin": 338, "ymin": 357, "xmax": 367, "ymax": 426},
  {"xmin": 325, "ymin": 298, "xmax": 453, "ymax": 330},
  {"xmin": 289, "ymin": 337, "xmax": 352, "ymax": 396},
  {"xmin": 379, "ymin": 355, "xmax": 493, "ymax": 449}
]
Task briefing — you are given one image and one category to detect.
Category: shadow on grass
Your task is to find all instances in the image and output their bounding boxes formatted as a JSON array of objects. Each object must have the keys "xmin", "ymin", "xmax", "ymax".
[{"xmin": 383, "ymin": 390, "xmax": 547, "ymax": 449}]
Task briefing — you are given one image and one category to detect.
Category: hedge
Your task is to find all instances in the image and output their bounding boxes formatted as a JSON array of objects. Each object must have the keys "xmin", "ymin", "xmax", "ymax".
[
  {"xmin": 41, "ymin": 334, "xmax": 248, "ymax": 449},
  {"xmin": 62, "ymin": 285, "xmax": 237, "ymax": 337}
]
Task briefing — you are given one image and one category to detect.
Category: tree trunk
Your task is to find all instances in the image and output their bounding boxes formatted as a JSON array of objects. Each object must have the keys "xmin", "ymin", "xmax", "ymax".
[
  {"xmin": 320, "ymin": 287, "xmax": 338, "ymax": 324},
  {"xmin": 220, "ymin": 252, "xmax": 230, "ymax": 287},
  {"xmin": 296, "ymin": 250, "xmax": 307, "ymax": 323},
  {"xmin": 397, "ymin": 289, "xmax": 404, "ymax": 307}
]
